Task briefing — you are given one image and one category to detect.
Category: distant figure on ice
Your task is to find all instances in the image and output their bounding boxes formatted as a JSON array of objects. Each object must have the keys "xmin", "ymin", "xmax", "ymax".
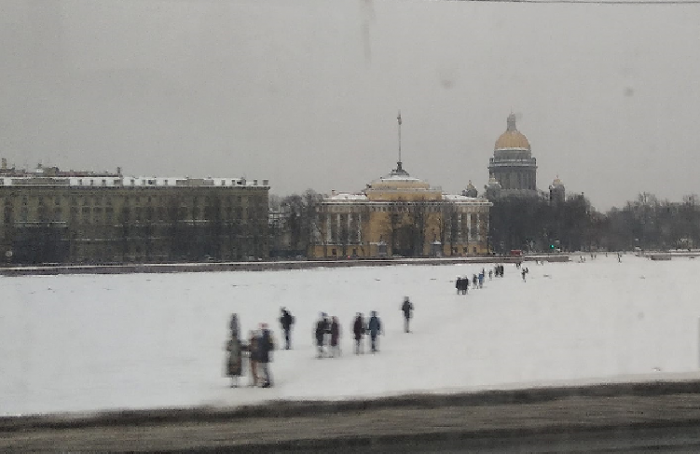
[
  {"xmin": 315, "ymin": 313, "xmax": 327, "ymax": 358},
  {"xmin": 478, "ymin": 272, "xmax": 484, "ymax": 288},
  {"xmin": 367, "ymin": 311, "xmax": 383, "ymax": 353},
  {"xmin": 229, "ymin": 313, "xmax": 240, "ymax": 338},
  {"xmin": 225, "ymin": 313, "xmax": 243, "ymax": 388},
  {"xmin": 460, "ymin": 276, "xmax": 469, "ymax": 295},
  {"xmin": 521, "ymin": 267, "xmax": 529, "ymax": 282},
  {"xmin": 246, "ymin": 330, "xmax": 259, "ymax": 387},
  {"xmin": 257, "ymin": 323, "xmax": 275, "ymax": 388},
  {"xmin": 323, "ymin": 313, "xmax": 332, "ymax": 348},
  {"xmin": 472, "ymin": 274, "xmax": 478, "ymax": 288},
  {"xmin": 353, "ymin": 313, "xmax": 365, "ymax": 355},
  {"xmin": 401, "ymin": 296, "xmax": 414, "ymax": 333},
  {"xmin": 455, "ymin": 276, "xmax": 468, "ymax": 295},
  {"xmin": 488, "ymin": 269, "xmax": 493, "ymax": 280},
  {"xmin": 330, "ymin": 316, "xmax": 341, "ymax": 357},
  {"xmin": 279, "ymin": 307, "xmax": 295, "ymax": 350}
]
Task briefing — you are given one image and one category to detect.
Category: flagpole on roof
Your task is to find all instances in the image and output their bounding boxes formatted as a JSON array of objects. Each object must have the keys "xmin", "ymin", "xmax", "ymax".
[{"xmin": 397, "ymin": 110, "xmax": 402, "ymax": 170}]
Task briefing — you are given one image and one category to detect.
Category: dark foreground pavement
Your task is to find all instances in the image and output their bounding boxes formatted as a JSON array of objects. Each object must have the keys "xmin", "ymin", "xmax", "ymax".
[{"xmin": 4, "ymin": 380, "xmax": 700, "ymax": 453}]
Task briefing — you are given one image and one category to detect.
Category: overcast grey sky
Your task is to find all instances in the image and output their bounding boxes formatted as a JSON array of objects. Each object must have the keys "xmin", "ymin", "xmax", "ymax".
[{"xmin": 1, "ymin": 0, "xmax": 699, "ymax": 211}]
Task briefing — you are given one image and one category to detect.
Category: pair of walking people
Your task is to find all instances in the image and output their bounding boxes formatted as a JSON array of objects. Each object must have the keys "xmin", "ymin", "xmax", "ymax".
[
  {"xmin": 315, "ymin": 313, "xmax": 341, "ymax": 358},
  {"xmin": 225, "ymin": 314, "xmax": 275, "ymax": 388},
  {"xmin": 353, "ymin": 311, "xmax": 384, "ymax": 354}
]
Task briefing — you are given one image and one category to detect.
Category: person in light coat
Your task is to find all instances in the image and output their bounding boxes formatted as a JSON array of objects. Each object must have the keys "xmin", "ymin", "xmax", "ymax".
[{"xmin": 225, "ymin": 314, "xmax": 243, "ymax": 388}]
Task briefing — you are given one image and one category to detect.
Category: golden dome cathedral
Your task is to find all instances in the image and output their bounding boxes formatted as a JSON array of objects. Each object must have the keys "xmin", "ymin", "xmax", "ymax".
[{"xmin": 494, "ymin": 113, "xmax": 531, "ymax": 151}]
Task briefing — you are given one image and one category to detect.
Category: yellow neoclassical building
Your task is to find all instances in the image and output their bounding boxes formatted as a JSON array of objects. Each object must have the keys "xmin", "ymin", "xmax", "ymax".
[{"xmin": 310, "ymin": 162, "xmax": 491, "ymax": 258}]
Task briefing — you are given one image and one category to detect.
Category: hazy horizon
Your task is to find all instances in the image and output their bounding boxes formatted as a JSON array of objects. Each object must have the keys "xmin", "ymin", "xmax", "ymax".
[{"xmin": 2, "ymin": 0, "xmax": 699, "ymax": 212}]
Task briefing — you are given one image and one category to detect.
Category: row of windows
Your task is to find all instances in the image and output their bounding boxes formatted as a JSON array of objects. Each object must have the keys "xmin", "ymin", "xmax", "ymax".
[
  {"xmin": 321, "ymin": 205, "xmax": 484, "ymax": 214},
  {"xmin": 0, "ymin": 194, "xmax": 258, "ymax": 208},
  {"xmin": 324, "ymin": 245, "xmax": 479, "ymax": 256},
  {"xmin": 1, "ymin": 206, "xmax": 265, "ymax": 225}
]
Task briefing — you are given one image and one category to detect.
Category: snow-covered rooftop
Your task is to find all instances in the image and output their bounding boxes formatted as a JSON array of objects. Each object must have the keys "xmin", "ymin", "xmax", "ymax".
[
  {"xmin": 327, "ymin": 192, "xmax": 368, "ymax": 201},
  {"xmin": 0, "ymin": 176, "xmax": 270, "ymax": 188}
]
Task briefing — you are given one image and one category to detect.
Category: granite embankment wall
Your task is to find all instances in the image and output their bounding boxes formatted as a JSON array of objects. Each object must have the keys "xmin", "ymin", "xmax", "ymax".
[{"xmin": 0, "ymin": 255, "xmax": 569, "ymax": 277}]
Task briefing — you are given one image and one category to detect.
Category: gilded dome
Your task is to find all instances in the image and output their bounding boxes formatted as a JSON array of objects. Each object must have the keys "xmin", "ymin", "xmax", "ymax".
[{"xmin": 494, "ymin": 114, "xmax": 530, "ymax": 151}]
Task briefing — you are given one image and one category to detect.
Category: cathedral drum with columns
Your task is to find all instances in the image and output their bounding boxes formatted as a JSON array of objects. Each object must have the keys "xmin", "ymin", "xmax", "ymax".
[{"xmin": 487, "ymin": 114, "xmax": 538, "ymax": 198}]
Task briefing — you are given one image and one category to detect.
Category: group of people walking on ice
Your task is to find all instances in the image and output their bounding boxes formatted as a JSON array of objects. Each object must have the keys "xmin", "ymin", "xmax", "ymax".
[
  {"xmin": 316, "ymin": 297, "xmax": 414, "ymax": 357},
  {"xmin": 455, "ymin": 265, "xmax": 509, "ymax": 294},
  {"xmin": 225, "ymin": 297, "xmax": 417, "ymax": 387},
  {"xmin": 225, "ymin": 262, "xmax": 537, "ymax": 388}
]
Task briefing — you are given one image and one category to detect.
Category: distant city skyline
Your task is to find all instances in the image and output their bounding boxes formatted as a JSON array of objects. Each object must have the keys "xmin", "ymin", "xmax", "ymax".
[{"xmin": 2, "ymin": 0, "xmax": 699, "ymax": 212}]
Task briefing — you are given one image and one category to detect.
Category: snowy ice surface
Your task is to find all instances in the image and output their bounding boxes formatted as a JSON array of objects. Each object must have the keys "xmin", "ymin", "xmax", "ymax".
[{"xmin": 2, "ymin": 255, "xmax": 700, "ymax": 417}]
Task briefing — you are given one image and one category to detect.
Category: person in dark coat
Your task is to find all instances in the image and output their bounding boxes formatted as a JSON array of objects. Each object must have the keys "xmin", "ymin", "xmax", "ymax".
[
  {"xmin": 330, "ymin": 316, "xmax": 341, "ymax": 357},
  {"xmin": 279, "ymin": 307, "xmax": 294, "ymax": 350},
  {"xmin": 225, "ymin": 329, "xmax": 243, "ymax": 388},
  {"xmin": 457, "ymin": 276, "xmax": 468, "ymax": 295},
  {"xmin": 229, "ymin": 313, "xmax": 239, "ymax": 338},
  {"xmin": 401, "ymin": 297, "xmax": 413, "ymax": 333},
  {"xmin": 352, "ymin": 313, "xmax": 365, "ymax": 355},
  {"xmin": 257, "ymin": 323, "xmax": 275, "ymax": 388},
  {"xmin": 315, "ymin": 314, "xmax": 327, "ymax": 358},
  {"xmin": 367, "ymin": 311, "xmax": 383, "ymax": 353}
]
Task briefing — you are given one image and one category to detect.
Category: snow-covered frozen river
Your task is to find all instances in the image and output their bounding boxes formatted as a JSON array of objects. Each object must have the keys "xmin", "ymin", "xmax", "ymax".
[{"xmin": 2, "ymin": 254, "xmax": 699, "ymax": 416}]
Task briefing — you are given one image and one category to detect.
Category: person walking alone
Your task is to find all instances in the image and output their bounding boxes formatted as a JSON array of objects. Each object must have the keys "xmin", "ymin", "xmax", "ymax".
[
  {"xmin": 401, "ymin": 297, "xmax": 414, "ymax": 333},
  {"xmin": 352, "ymin": 313, "xmax": 365, "ymax": 355},
  {"xmin": 279, "ymin": 307, "xmax": 294, "ymax": 350},
  {"xmin": 367, "ymin": 311, "xmax": 383, "ymax": 353}
]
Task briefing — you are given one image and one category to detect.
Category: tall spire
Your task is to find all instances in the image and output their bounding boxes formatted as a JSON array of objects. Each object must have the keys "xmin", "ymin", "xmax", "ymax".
[
  {"xmin": 389, "ymin": 110, "xmax": 409, "ymax": 176},
  {"xmin": 397, "ymin": 110, "xmax": 403, "ymax": 169}
]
